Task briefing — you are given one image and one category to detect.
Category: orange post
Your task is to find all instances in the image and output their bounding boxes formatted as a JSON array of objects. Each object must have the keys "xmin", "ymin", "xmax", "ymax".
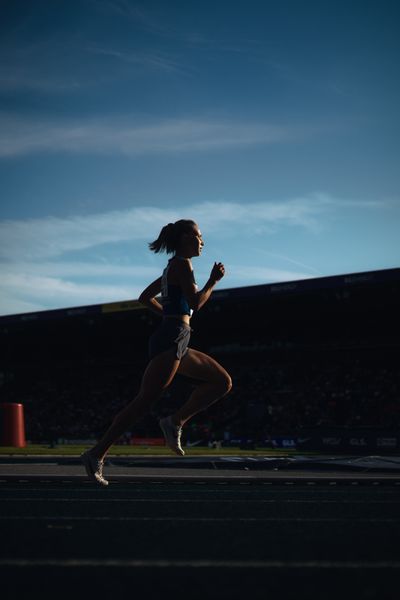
[{"xmin": 0, "ymin": 403, "xmax": 26, "ymax": 447}]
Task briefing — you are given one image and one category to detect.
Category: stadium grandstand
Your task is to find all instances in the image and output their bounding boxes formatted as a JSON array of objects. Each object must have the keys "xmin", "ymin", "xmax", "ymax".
[{"xmin": 1, "ymin": 267, "xmax": 399, "ymax": 453}]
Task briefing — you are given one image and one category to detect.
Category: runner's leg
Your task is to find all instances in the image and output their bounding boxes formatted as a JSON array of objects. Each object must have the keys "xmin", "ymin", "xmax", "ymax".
[
  {"xmin": 173, "ymin": 348, "xmax": 232, "ymax": 426},
  {"xmin": 90, "ymin": 348, "xmax": 181, "ymax": 460}
]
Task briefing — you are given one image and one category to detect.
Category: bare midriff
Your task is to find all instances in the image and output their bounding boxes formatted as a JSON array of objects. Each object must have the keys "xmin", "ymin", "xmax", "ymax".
[{"xmin": 163, "ymin": 314, "xmax": 191, "ymax": 325}]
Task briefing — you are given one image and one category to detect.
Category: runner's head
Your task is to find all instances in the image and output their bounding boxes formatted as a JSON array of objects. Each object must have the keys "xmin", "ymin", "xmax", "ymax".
[{"xmin": 149, "ymin": 220, "xmax": 204, "ymax": 257}]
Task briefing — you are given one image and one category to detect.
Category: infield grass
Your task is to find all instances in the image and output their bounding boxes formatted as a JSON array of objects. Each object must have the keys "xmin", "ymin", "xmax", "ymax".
[{"xmin": 0, "ymin": 444, "xmax": 308, "ymax": 457}]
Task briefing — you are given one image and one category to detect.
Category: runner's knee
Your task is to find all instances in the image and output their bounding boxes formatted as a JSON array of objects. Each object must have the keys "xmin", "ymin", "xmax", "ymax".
[
  {"xmin": 214, "ymin": 372, "xmax": 232, "ymax": 396},
  {"xmin": 224, "ymin": 373, "xmax": 233, "ymax": 394}
]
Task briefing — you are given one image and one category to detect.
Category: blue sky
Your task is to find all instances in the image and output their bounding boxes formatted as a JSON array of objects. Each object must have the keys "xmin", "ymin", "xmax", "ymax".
[{"xmin": 0, "ymin": 0, "xmax": 399, "ymax": 315}]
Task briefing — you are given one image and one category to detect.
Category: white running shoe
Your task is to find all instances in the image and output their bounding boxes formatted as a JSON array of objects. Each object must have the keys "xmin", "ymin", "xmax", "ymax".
[
  {"xmin": 81, "ymin": 450, "xmax": 109, "ymax": 486},
  {"xmin": 159, "ymin": 416, "xmax": 185, "ymax": 456}
]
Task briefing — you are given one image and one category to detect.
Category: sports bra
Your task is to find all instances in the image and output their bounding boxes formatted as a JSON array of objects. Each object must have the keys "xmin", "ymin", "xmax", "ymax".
[{"xmin": 161, "ymin": 256, "xmax": 195, "ymax": 317}]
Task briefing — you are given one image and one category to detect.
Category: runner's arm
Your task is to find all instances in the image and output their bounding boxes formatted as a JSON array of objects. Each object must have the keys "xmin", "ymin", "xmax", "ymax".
[
  {"xmin": 138, "ymin": 277, "xmax": 163, "ymax": 316},
  {"xmin": 176, "ymin": 260, "xmax": 224, "ymax": 311}
]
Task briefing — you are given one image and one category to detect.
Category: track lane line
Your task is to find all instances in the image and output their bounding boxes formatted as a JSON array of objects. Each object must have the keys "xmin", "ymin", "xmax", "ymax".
[{"xmin": 1, "ymin": 559, "xmax": 400, "ymax": 568}]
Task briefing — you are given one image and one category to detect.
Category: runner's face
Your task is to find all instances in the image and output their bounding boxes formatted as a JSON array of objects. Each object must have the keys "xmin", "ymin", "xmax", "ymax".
[
  {"xmin": 178, "ymin": 224, "xmax": 204, "ymax": 257},
  {"xmin": 191, "ymin": 226, "xmax": 204, "ymax": 256}
]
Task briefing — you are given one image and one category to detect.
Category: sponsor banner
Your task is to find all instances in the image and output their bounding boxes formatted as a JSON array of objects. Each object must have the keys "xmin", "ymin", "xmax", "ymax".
[
  {"xmin": 102, "ymin": 300, "xmax": 144, "ymax": 314},
  {"xmin": 376, "ymin": 437, "xmax": 398, "ymax": 449},
  {"xmin": 226, "ymin": 438, "xmax": 297, "ymax": 448},
  {"xmin": 271, "ymin": 437, "xmax": 297, "ymax": 449},
  {"xmin": 297, "ymin": 429, "xmax": 400, "ymax": 453}
]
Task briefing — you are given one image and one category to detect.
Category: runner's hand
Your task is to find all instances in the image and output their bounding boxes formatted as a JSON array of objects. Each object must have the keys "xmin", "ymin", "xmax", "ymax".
[{"xmin": 210, "ymin": 262, "xmax": 225, "ymax": 282}]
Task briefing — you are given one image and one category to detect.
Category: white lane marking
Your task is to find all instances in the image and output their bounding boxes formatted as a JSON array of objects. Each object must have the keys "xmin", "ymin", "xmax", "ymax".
[
  {"xmin": 0, "ymin": 497, "xmax": 399, "ymax": 504},
  {"xmin": 3, "ymin": 475, "xmax": 400, "ymax": 483},
  {"xmin": 0, "ymin": 559, "xmax": 399, "ymax": 569},
  {"xmin": 0, "ymin": 516, "xmax": 399, "ymax": 523},
  {"xmin": 1, "ymin": 486, "xmax": 399, "ymax": 493}
]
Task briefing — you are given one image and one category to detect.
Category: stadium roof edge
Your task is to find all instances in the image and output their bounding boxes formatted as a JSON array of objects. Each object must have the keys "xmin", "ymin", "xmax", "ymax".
[{"xmin": 0, "ymin": 266, "xmax": 399, "ymax": 325}]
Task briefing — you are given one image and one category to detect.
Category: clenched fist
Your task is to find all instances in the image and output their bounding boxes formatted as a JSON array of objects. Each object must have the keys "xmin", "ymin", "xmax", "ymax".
[{"xmin": 210, "ymin": 262, "xmax": 225, "ymax": 283}]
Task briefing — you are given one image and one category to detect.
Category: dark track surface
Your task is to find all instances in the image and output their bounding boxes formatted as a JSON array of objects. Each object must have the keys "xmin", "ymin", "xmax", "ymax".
[{"xmin": 1, "ymin": 477, "xmax": 400, "ymax": 599}]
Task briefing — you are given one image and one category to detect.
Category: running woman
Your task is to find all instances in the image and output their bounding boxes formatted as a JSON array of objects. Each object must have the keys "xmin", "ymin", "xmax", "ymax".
[{"xmin": 81, "ymin": 219, "xmax": 232, "ymax": 485}]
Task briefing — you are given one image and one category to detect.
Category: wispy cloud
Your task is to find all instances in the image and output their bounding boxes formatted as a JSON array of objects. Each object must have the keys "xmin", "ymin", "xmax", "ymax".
[
  {"xmin": 0, "ymin": 113, "xmax": 300, "ymax": 158},
  {"xmin": 87, "ymin": 0, "xmax": 260, "ymax": 54},
  {"xmin": 0, "ymin": 292, "xmax": 45, "ymax": 316},
  {"xmin": 0, "ymin": 260, "xmax": 159, "ymax": 315},
  {"xmin": 0, "ymin": 207, "xmax": 168, "ymax": 261},
  {"xmin": 0, "ymin": 272, "xmax": 137, "ymax": 314},
  {"xmin": 0, "ymin": 261, "xmax": 160, "ymax": 279},
  {"xmin": 0, "ymin": 194, "xmax": 387, "ymax": 315},
  {"xmin": 0, "ymin": 196, "xmax": 335, "ymax": 262},
  {"xmin": 88, "ymin": 0, "xmax": 167, "ymax": 33},
  {"xmin": 0, "ymin": 46, "xmax": 185, "ymax": 97},
  {"xmin": 88, "ymin": 46, "xmax": 185, "ymax": 74},
  {"xmin": 87, "ymin": 0, "xmax": 193, "ymax": 40},
  {"xmin": 0, "ymin": 67, "xmax": 82, "ymax": 93},
  {"xmin": 0, "ymin": 37, "xmax": 92, "ymax": 94},
  {"xmin": 227, "ymin": 265, "xmax": 316, "ymax": 283},
  {"xmin": 253, "ymin": 250, "xmax": 324, "ymax": 275}
]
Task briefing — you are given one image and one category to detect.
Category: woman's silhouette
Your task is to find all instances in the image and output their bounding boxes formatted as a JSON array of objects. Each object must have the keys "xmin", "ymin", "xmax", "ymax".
[{"xmin": 81, "ymin": 219, "xmax": 232, "ymax": 485}]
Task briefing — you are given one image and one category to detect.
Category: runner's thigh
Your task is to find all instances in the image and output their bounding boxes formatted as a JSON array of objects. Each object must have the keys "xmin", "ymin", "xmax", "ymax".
[
  {"xmin": 177, "ymin": 348, "xmax": 231, "ymax": 385},
  {"xmin": 140, "ymin": 348, "xmax": 181, "ymax": 396}
]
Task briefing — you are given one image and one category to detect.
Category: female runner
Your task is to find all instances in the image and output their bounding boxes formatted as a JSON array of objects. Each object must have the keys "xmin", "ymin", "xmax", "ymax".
[{"xmin": 81, "ymin": 219, "xmax": 232, "ymax": 485}]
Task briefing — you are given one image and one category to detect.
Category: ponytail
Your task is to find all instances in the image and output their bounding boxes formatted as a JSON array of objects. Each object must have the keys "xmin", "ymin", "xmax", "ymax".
[
  {"xmin": 148, "ymin": 219, "xmax": 197, "ymax": 254},
  {"xmin": 148, "ymin": 223, "xmax": 176, "ymax": 254}
]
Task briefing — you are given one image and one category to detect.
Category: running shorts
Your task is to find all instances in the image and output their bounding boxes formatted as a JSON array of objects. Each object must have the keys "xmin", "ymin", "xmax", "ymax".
[{"xmin": 148, "ymin": 320, "xmax": 191, "ymax": 361}]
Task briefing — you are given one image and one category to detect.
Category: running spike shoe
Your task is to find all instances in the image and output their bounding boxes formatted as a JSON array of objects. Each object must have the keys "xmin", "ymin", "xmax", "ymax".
[
  {"xmin": 159, "ymin": 416, "xmax": 185, "ymax": 456},
  {"xmin": 81, "ymin": 450, "xmax": 109, "ymax": 486}
]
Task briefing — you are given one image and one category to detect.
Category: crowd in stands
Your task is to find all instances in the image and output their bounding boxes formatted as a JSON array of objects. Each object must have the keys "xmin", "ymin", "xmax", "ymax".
[
  {"xmin": 2, "ymin": 341, "xmax": 399, "ymax": 445},
  {"xmin": 1, "ymin": 267, "xmax": 398, "ymax": 447}
]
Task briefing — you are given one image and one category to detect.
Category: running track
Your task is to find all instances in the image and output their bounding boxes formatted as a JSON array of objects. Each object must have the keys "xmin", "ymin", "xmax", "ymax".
[{"xmin": 1, "ymin": 477, "xmax": 400, "ymax": 599}]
